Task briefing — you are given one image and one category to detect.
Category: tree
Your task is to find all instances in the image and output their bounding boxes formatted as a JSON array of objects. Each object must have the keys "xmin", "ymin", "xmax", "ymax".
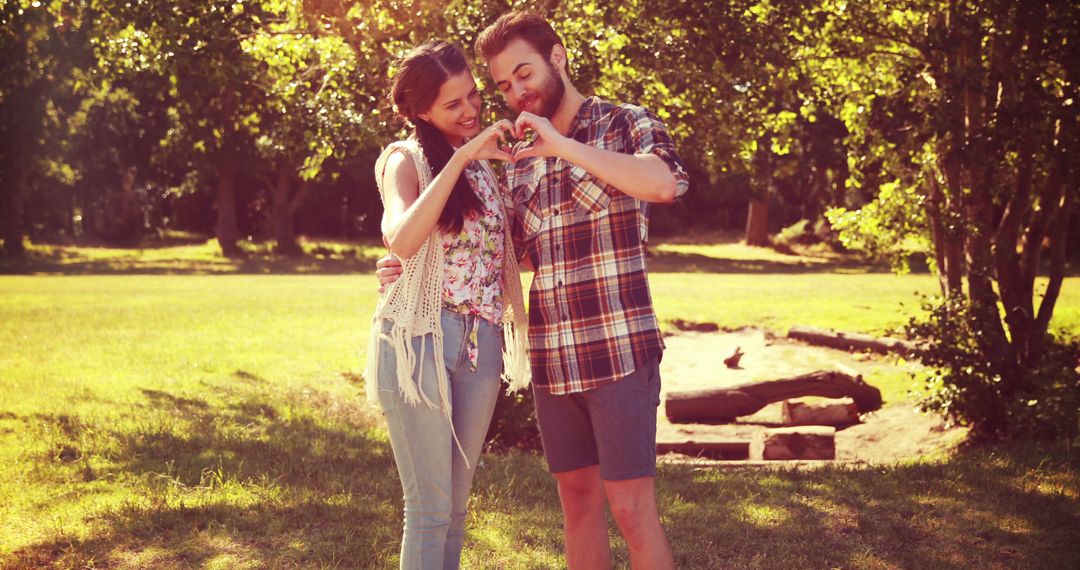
[
  {"xmin": 242, "ymin": 4, "xmax": 371, "ymax": 254},
  {"xmin": 95, "ymin": 0, "xmax": 280, "ymax": 256},
  {"xmin": 823, "ymin": 0, "xmax": 1078, "ymax": 438},
  {"xmin": 0, "ymin": 0, "xmax": 88, "ymax": 256}
]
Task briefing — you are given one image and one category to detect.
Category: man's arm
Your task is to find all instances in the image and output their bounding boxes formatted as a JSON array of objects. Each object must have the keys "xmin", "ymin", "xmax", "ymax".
[{"xmin": 511, "ymin": 111, "xmax": 684, "ymax": 204}]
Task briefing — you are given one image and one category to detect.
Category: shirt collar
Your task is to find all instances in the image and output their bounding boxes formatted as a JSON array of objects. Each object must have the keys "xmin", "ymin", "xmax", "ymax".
[{"xmin": 567, "ymin": 96, "xmax": 604, "ymax": 139}]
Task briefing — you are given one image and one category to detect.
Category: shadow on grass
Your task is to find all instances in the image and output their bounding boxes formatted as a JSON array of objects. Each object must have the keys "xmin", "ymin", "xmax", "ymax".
[
  {"xmin": 8, "ymin": 381, "xmax": 1079, "ymax": 568},
  {"xmin": 646, "ymin": 249, "xmax": 894, "ymax": 275},
  {"xmin": 7, "ymin": 377, "xmax": 412, "ymax": 567},
  {"xmin": 658, "ymin": 448, "xmax": 1080, "ymax": 569},
  {"xmin": 0, "ymin": 252, "xmax": 383, "ymax": 276}
]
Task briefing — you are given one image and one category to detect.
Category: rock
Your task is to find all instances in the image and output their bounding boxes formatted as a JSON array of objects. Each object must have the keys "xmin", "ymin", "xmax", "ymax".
[
  {"xmin": 750, "ymin": 426, "xmax": 836, "ymax": 460},
  {"xmin": 782, "ymin": 398, "xmax": 860, "ymax": 427}
]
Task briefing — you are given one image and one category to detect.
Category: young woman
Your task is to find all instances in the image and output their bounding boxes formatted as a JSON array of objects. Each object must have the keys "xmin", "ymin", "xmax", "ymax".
[{"xmin": 363, "ymin": 40, "xmax": 529, "ymax": 570}]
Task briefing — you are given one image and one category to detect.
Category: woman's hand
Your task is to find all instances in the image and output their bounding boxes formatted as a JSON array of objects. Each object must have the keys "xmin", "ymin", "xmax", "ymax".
[
  {"xmin": 375, "ymin": 254, "xmax": 403, "ymax": 293},
  {"xmin": 457, "ymin": 120, "xmax": 516, "ymax": 163}
]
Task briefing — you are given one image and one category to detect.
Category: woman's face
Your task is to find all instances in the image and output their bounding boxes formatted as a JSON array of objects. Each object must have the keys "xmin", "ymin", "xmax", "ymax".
[{"xmin": 418, "ymin": 71, "xmax": 483, "ymax": 147}]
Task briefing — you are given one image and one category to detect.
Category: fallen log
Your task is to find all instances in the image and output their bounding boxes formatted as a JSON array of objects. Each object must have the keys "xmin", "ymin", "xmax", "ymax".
[
  {"xmin": 751, "ymin": 426, "xmax": 836, "ymax": 460},
  {"xmin": 656, "ymin": 439, "xmax": 750, "ymax": 460},
  {"xmin": 664, "ymin": 369, "xmax": 882, "ymax": 424},
  {"xmin": 781, "ymin": 397, "xmax": 860, "ymax": 427},
  {"xmin": 787, "ymin": 325, "xmax": 916, "ymax": 355}
]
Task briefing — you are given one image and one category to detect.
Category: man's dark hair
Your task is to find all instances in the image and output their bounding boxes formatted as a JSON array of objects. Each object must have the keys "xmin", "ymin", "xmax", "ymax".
[{"xmin": 475, "ymin": 11, "xmax": 563, "ymax": 62}]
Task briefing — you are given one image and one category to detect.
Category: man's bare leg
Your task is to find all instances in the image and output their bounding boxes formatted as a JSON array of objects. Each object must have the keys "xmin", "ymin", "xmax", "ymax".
[
  {"xmin": 554, "ymin": 465, "xmax": 611, "ymax": 569},
  {"xmin": 604, "ymin": 476, "xmax": 674, "ymax": 569}
]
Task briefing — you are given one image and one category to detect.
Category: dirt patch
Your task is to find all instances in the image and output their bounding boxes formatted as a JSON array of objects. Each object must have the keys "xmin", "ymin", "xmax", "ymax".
[{"xmin": 657, "ymin": 328, "xmax": 967, "ymax": 465}]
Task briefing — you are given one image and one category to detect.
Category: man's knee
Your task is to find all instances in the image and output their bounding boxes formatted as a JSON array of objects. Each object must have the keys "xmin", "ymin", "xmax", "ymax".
[
  {"xmin": 605, "ymin": 478, "xmax": 659, "ymax": 538},
  {"xmin": 555, "ymin": 467, "xmax": 606, "ymax": 520}
]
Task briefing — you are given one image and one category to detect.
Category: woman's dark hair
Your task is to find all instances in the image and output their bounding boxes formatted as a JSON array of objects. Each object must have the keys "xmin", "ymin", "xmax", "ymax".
[{"xmin": 389, "ymin": 40, "xmax": 482, "ymax": 234}]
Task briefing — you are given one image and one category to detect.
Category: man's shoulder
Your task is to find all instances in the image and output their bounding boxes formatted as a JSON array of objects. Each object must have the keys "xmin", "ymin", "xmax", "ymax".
[
  {"xmin": 584, "ymin": 99, "xmax": 663, "ymax": 140},
  {"xmin": 590, "ymin": 97, "xmax": 653, "ymax": 121}
]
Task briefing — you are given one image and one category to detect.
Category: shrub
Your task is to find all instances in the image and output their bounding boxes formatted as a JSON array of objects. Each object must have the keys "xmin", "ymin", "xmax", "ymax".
[
  {"xmin": 484, "ymin": 389, "xmax": 542, "ymax": 453},
  {"xmin": 904, "ymin": 294, "xmax": 1080, "ymax": 442}
]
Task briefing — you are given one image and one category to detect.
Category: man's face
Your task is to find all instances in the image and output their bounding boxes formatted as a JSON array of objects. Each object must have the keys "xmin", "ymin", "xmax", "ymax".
[{"xmin": 487, "ymin": 38, "xmax": 565, "ymax": 119}]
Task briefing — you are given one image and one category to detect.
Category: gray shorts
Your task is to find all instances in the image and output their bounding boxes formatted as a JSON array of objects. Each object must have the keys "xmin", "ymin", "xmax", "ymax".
[{"xmin": 532, "ymin": 357, "xmax": 662, "ymax": 481}]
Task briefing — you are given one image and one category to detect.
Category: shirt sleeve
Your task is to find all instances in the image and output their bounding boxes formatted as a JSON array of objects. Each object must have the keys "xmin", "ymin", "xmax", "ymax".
[{"xmin": 621, "ymin": 105, "xmax": 690, "ymax": 200}]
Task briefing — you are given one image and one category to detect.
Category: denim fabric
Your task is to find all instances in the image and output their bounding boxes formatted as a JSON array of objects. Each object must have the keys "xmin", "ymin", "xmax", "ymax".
[{"xmin": 377, "ymin": 309, "xmax": 502, "ymax": 569}]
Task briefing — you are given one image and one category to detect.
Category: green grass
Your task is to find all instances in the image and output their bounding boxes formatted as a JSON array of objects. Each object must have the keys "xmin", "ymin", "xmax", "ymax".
[
  {"xmin": 1, "ymin": 240, "xmax": 1078, "ymax": 568},
  {"xmin": 1, "ymin": 236, "xmax": 388, "ymax": 275}
]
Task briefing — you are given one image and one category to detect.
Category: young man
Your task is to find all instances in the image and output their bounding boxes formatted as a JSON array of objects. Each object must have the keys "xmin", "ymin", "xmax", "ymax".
[{"xmin": 378, "ymin": 12, "xmax": 687, "ymax": 569}]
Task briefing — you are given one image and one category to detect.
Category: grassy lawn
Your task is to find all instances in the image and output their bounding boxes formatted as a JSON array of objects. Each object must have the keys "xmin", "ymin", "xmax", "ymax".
[{"xmin": 1, "ymin": 240, "xmax": 1078, "ymax": 568}]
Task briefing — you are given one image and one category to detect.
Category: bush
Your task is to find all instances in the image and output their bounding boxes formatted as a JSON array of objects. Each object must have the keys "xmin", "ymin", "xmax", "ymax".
[
  {"xmin": 774, "ymin": 219, "xmax": 814, "ymax": 247},
  {"xmin": 484, "ymin": 389, "xmax": 542, "ymax": 453},
  {"xmin": 773, "ymin": 218, "xmax": 848, "ymax": 256},
  {"xmin": 904, "ymin": 294, "xmax": 1080, "ymax": 442}
]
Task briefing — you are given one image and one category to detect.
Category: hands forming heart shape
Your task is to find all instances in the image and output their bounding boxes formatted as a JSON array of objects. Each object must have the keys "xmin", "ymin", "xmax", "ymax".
[{"xmin": 460, "ymin": 113, "xmax": 568, "ymax": 164}]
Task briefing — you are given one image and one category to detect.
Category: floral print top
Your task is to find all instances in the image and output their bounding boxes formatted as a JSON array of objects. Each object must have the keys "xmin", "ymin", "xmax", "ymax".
[{"xmin": 441, "ymin": 160, "xmax": 508, "ymax": 370}]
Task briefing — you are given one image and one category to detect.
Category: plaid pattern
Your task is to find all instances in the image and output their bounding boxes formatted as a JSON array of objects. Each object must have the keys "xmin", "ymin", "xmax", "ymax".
[{"xmin": 508, "ymin": 97, "xmax": 690, "ymax": 395}]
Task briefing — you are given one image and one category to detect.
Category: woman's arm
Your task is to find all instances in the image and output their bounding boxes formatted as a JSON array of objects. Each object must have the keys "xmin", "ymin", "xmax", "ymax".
[
  {"xmin": 380, "ymin": 121, "xmax": 515, "ymax": 259},
  {"xmin": 379, "ymin": 150, "xmax": 469, "ymax": 259}
]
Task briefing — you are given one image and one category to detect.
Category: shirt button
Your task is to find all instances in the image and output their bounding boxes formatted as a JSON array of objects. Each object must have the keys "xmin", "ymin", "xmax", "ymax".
[
  {"xmin": 557, "ymin": 280, "xmax": 563, "ymax": 286},
  {"xmin": 553, "ymin": 208, "xmax": 559, "ymax": 215}
]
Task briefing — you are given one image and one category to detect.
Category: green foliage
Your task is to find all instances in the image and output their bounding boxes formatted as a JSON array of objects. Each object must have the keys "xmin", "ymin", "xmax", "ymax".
[
  {"xmin": 825, "ymin": 177, "xmax": 930, "ymax": 273},
  {"xmin": 905, "ymin": 295, "xmax": 1080, "ymax": 442},
  {"xmin": 484, "ymin": 390, "xmax": 541, "ymax": 453}
]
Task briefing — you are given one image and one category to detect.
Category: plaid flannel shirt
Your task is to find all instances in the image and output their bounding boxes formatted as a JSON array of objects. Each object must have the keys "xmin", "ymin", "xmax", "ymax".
[{"xmin": 508, "ymin": 96, "xmax": 690, "ymax": 395}]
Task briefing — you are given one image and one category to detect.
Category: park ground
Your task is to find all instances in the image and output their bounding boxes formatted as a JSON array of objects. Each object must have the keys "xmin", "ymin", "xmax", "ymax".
[{"xmin": 1, "ymin": 234, "xmax": 1078, "ymax": 568}]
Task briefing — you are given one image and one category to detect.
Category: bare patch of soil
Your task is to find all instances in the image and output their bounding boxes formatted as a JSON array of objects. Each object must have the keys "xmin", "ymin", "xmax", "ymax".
[{"xmin": 657, "ymin": 328, "xmax": 967, "ymax": 465}]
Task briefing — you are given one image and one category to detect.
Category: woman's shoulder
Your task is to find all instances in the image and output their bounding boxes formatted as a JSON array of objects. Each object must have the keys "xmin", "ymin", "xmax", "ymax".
[
  {"xmin": 375, "ymin": 141, "xmax": 420, "ymax": 188},
  {"xmin": 381, "ymin": 138, "xmax": 421, "ymax": 157}
]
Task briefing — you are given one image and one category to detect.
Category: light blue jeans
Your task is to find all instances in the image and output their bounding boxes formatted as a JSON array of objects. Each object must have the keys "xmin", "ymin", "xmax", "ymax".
[{"xmin": 376, "ymin": 309, "xmax": 502, "ymax": 570}]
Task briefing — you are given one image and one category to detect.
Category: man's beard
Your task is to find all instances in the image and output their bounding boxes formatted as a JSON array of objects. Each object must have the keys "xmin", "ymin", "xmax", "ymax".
[{"xmin": 522, "ymin": 63, "xmax": 565, "ymax": 119}]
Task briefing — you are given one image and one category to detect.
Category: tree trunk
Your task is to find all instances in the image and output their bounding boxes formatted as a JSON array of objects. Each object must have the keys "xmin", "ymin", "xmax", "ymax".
[
  {"xmin": 994, "ymin": 1, "xmax": 1048, "ymax": 367},
  {"xmin": 215, "ymin": 168, "xmax": 240, "ymax": 257},
  {"xmin": 269, "ymin": 164, "xmax": 307, "ymax": 256},
  {"xmin": 747, "ymin": 136, "xmax": 774, "ymax": 246},
  {"xmin": 745, "ymin": 199, "xmax": 769, "ymax": 246},
  {"xmin": 1, "ymin": 166, "xmax": 29, "ymax": 258},
  {"xmin": 1032, "ymin": 179, "xmax": 1074, "ymax": 361},
  {"xmin": 270, "ymin": 166, "xmax": 298, "ymax": 255},
  {"xmin": 926, "ymin": 175, "xmax": 964, "ymax": 297}
]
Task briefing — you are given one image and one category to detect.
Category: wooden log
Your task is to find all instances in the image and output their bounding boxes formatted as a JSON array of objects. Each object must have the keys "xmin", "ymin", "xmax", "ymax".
[
  {"xmin": 787, "ymin": 325, "xmax": 916, "ymax": 355},
  {"xmin": 664, "ymin": 369, "xmax": 882, "ymax": 424},
  {"xmin": 781, "ymin": 397, "xmax": 860, "ymax": 427},
  {"xmin": 750, "ymin": 426, "xmax": 836, "ymax": 460},
  {"xmin": 656, "ymin": 439, "xmax": 750, "ymax": 460}
]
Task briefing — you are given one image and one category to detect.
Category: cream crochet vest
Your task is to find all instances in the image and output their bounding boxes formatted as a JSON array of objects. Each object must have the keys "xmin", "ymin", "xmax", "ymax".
[{"xmin": 364, "ymin": 138, "xmax": 531, "ymax": 417}]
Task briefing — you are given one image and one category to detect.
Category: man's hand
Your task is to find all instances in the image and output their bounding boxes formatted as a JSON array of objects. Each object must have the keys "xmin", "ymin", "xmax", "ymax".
[
  {"xmin": 375, "ymin": 254, "xmax": 403, "ymax": 293},
  {"xmin": 512, "ymin": 112, "xmax": 572, "ymax": 161},
  {"xmin": 460, "ymin": 119, "xmax": 516, "ymax": 163}
]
